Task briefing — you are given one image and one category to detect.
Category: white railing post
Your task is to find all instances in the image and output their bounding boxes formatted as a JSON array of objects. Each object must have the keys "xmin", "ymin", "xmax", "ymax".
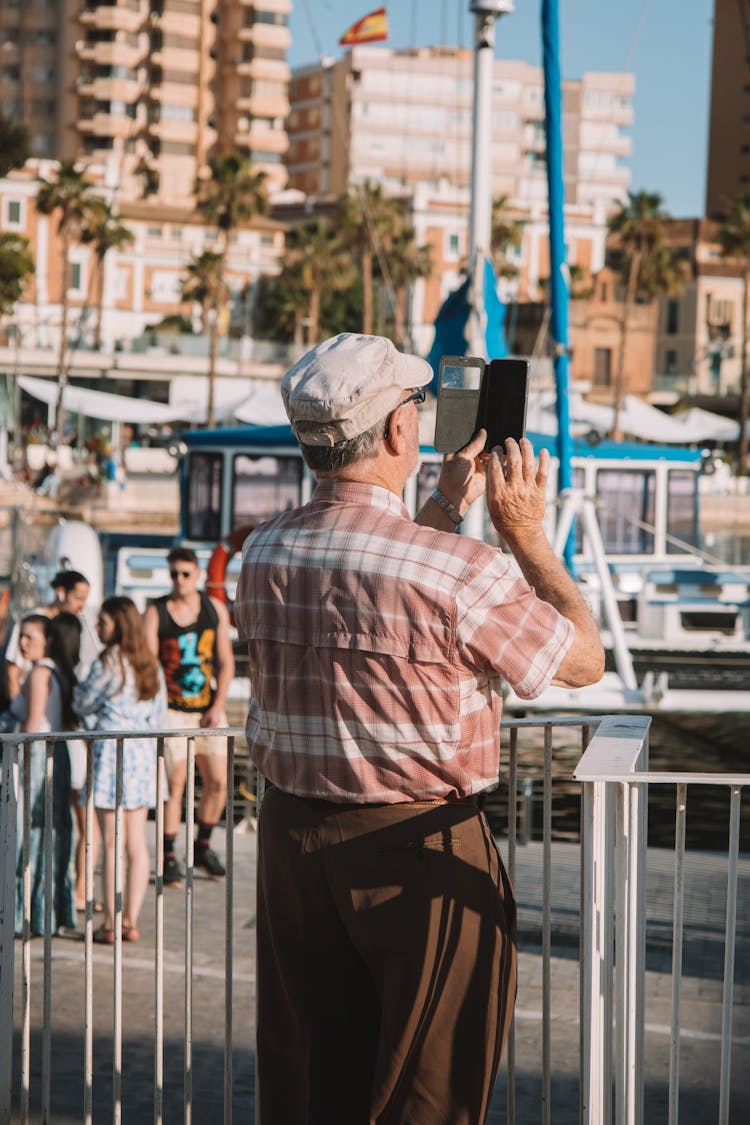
[
  {"xmin": 0, "ymin": 738, "xmax": 17, "ymax": 1125},
  {"xmin": 580, "ymin": 778, "xmax": 615, "ymax": 1125},
  {"xmin": 576, "ymin": 715, "xmax": 652, "ymax": 1125}
]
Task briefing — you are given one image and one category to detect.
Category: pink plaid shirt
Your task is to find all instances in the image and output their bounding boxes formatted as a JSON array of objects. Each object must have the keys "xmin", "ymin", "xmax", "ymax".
[{"xmin": 234, "ymin": 479, "xmax": 574, "ymax": 804}]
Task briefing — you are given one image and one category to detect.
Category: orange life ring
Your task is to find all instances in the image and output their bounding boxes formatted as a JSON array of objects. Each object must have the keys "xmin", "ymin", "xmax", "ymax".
[{"xmin": 205, "ymin": 524, "xmax": 255, "ymax": 625}]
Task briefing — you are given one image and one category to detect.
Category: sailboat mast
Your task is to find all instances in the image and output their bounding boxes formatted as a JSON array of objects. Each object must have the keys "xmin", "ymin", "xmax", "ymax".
[
  {"xmin": 469, "ymin": 1, "xmax": 515, "ymax": 261},
  {"xmin": 541, "ymin": 0, "xmax": 573, "ymax": 504}
]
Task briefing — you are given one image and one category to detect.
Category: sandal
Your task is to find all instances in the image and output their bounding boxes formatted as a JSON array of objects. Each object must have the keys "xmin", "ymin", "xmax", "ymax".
[
  {"xmin": 93, "ymin": 926, "xmax": 115, "ymax": 945},
  {"xmin": 122, "ymin": 923, "xmax": 141, "ymax": 943},
  {"xmin": 77, "ymin": 900, "xmax": 104, "ymax": 914}
]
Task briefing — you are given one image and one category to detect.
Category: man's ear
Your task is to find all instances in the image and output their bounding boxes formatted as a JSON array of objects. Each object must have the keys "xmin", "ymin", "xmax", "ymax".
[{"xmin": 385, "ymin": 404, "xmax": 408, "ymax": 456}]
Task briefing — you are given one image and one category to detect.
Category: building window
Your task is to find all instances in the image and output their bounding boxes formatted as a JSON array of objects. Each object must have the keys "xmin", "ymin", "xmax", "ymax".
[
  {"xmin": 666, "ymin": 298, "xmax": 679, "ymax": 335},
  {"xmin": 445, "ymin": 232, "xmax": 461, "ymax": 261},
  {"xmin": 5, "ymin": 199, "xmax": 23, "ymax": 228},
  {"xmin": 664, "ymin": 349, "xmax": 678, "ymax": 375},
  {"xmin": 593, "ymin": 347, "xmax": 612, "ymax": 386},
  {"xmin": 69, "ymin": 262, "xmax": 84, "ymax": 293}
]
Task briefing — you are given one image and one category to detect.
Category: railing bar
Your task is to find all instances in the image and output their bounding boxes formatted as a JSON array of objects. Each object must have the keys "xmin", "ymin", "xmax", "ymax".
[
  {"xmin": 21, "ymin": 743, "xmax": 31, "ymax": 1125},
  {"xmin": 185, "ymin": 737, "xmax": 195, "ymax": 1125},
  {"xmin": 84, "ymin": 739, "xmax": 95, "ymax": 1125},
  {"xmin": 668, "ymin": 784, "xmax": 687, "ymax": 1125},
  {"xmin": 154, "ymin": 736, "xmax": 165, "ymax": 1125},
  {"xmin": 0, "ymin": 739, "xmax": 17, "ymax": 1125},
  {"xmin": 579, "ymin": 723, "xmax": 591, "ymax": 1121},
  {"xmin": 114, "ymin": 737, "xmax": 124, "ymax": 1125},
  {"xmin": 42, "ymin": 740, "xmax": 54, "ymax": 1123},
  {"xmin": 718, "ymin": 787, "xmax": 741, "ymax": 1125},
  {"xmin": 542, "ymin": 726, "xmax": 552, "ymax": 1125},
  {"xmin": 506, "ymin": 725, "xmax": 518, "ymax": 1125},
  {"xmin": 225, "ymin": 736, "xmax": 235, "ymax": 1125}
]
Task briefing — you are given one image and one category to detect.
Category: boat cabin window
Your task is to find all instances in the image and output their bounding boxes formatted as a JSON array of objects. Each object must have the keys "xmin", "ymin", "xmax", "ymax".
[
  {"xmin": 667, "ymin": 469, "xmax": 699, "ymax": 553},
  {"xmin": 186, "ymin": 453, "xmax": 223, "ymax": 541},
  {"xmin": 595, "ymin": 470, "xmax": 655, "ymax": 554},
  {"xmin": 232, "ymin": 455, "xmax": 303, "ymax": 530}
]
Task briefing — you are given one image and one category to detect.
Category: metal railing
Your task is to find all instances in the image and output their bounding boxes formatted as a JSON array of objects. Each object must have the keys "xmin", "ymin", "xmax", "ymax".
[{"xmin": 0, "ymin": 715, "xmax": 747, "ymax": 1124}]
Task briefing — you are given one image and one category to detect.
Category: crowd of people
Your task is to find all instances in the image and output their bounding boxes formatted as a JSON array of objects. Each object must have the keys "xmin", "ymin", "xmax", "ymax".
[{"xmin": 0, "ymin": 549, "xmax": 233, "ymax": 945}]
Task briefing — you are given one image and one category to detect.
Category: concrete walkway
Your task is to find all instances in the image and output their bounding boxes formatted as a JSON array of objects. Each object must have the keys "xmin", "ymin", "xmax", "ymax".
[{"xmin": 10, "ymin": 830, "xmax": 750, "ymax": 1123}]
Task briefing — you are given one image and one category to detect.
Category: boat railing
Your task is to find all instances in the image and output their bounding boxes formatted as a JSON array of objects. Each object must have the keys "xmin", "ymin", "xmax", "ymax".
[{"xmin": 0, "ymin": 716, "xmax": 748, "ymax": 1124}]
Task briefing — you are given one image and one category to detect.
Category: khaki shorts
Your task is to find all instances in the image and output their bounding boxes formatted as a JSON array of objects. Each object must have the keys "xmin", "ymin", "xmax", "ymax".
[{"xmin": 164, "ymin": 708, "xmax": 228, "ymax": 773}]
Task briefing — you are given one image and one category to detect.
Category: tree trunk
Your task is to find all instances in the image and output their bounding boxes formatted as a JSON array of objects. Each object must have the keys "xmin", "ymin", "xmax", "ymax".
[
  {"xmin": 362, "ymin": 246, "xmax": 374, "ymax": 335},
  {"xmin": 207, "ymin": 241, "xmax": 226, "ymax": 430},
  {"xmin": 393, "ymin": 283, "xmax": 407, "ymax": 349},
  {"xmin": 308, "ymin": 285, "xmax": 321, "ymax": 345},
  {"xmin": 739, "ymin": 270, "xmax": 750, "ymax": 474},
  {"xmin": 611, "ymin": 250, "xmax": 641, "ymax": 441},
  {"xmin": 53, "ymin": 232, "xmax": 71, "ymax": 442},
  {"xmin": 93, "ymin": 251, "xmax": 105, "ymax": 351}
]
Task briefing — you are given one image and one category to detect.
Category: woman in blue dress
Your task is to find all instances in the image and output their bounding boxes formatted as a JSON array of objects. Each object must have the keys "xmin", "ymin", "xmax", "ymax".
[
  {"xmin": 13, "ymin": 612, "xmax": 81, "ymax": 936},
  {"xmin": 73, "ymin": 596, "xmax": 166, "ymax": 944}
]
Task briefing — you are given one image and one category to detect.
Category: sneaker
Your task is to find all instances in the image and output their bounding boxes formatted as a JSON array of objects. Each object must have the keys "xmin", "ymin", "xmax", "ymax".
[
  {"xmin": 163, "ymin": 855, "xmax": 184, "ymax": 886},
  {"xmin": 194, "ymin": 845, "xmax": 226, "ymax": 879}
]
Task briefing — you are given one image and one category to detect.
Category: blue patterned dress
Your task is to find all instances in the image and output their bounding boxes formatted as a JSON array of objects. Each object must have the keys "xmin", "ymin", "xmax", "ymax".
[{"xmin": 73, "ymin": 653, "xmax": 167, "ymax": 810}]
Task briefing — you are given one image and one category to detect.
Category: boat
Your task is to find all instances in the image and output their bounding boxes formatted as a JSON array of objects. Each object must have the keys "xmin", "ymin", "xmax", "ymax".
[{"xmin": 100, "ymin": 420, "xmax": 750, "ymax": 713}]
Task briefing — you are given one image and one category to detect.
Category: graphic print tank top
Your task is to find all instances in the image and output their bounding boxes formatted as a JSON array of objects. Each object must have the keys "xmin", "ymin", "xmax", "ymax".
[{"xmin": 155, "ymin": 593, "xmax": 219, "ymax": 712}]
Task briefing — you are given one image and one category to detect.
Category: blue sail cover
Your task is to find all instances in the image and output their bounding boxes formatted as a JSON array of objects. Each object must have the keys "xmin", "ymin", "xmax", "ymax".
[{"xmin": 426, "ymin": 255, "xmax": 507, "ymax": 395}]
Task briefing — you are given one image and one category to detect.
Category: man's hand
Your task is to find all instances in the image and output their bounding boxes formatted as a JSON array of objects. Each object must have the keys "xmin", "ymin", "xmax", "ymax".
[
  {"xmin": 436, "ymin": 428, "xmax": 489, "ymax": 516},
  {"xmin": 200, "ymin": 705, "xmax": 225, "ymax": 729},
  {"xmin": 486, "ymin": 437, "xmax": 549, "ymax": 544}
]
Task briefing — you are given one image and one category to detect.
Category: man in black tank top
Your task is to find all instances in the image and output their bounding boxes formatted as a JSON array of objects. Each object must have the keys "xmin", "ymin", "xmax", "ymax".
[{"xmin": 144, "ymin": 546, "xmax": 234, "ymax": 884}]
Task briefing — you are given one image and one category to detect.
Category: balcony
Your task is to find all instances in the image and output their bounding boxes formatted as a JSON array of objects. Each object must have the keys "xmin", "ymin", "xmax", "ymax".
[{"xmin": 1, "ymin": 716, "xmax": 747, "ymax": 1122}]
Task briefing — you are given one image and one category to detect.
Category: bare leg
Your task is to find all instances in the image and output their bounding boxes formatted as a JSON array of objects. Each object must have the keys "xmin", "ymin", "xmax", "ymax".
[
  {"xmin": 96, "ymin": 808, "xmax": 116, "ymax": 930},
  {"xmin": 72, "ymin": 791, "xmax": 100, "ymax": 910},
  {"xmin": 196, "ymin": 754, "xmax": 227, "ymax": 827},
  {"xmin": 123, "ymin": 808, "xmax": 150, "ymax": 931},
  {"xmin": 163, "ymin": 759, "xmax": 187, "ymax": 838}
]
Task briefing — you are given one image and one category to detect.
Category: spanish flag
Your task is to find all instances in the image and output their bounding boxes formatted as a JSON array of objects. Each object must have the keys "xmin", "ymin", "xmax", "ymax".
[{"xmin": 339, "ymin": 6, "xmax": 388, "ymax": 46}]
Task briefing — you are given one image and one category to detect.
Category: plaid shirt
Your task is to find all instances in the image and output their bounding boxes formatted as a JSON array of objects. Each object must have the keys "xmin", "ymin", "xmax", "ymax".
[{"xmin": 234, "ymin": 479, "xmax": 573, "ymax": 804}]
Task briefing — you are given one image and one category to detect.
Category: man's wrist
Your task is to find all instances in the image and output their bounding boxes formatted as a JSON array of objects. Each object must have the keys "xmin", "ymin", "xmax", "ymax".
[{"xmin": 430, "ymin": 488, "xmax": 463, "ymax": 527}]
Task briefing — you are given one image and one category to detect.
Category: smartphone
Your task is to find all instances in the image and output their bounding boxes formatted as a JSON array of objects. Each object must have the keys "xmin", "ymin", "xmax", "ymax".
[{"xmin": 434, "ymin": 355, "xmax": 529, "ymax": 453}]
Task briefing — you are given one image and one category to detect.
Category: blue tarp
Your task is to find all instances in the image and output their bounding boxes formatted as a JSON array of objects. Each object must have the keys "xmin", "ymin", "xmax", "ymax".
[{"xmin": 426, "ymin": 256, "xmax": 507, "ymax": 395}]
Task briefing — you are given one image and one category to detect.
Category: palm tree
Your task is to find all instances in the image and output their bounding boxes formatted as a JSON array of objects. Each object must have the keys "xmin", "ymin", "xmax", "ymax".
[
  {"xmin": 607, "ymin": 190, "xmax": 670, "ymax": 439},
  {"xmin": 0, "ymin": 233, "xmax": 34, "ymax": 316},
  {"xmin": 195, "ymin": 154, "xmax": 268, "ymax": 428},
  {"xmin": 339, "ymin": 182, "xmax": 404, "ymax": 335},
  {"xmin": 490, "ymin": 195, "xmax": 524, "ymax": 280},
  {"xmin": 80, "ymin": 197, "xmax": 134, "ymax": 350},
  {"xmin": 386, "ymin": 226, "xmax": 432, "ymax": 348},
  {"xmin": 282, "ymin": 219, "xmax": 355, "ymax": 345},
  {"xmin": 181, "ymin": 250, "xmax": 224, "ymax": 336},
  {"xmin": 36, "ymin": 162, "xmax": 95, "ymax": 439},
  {"xmin": 718, "ymin": 192, "xmax": 750, "ymax": 472},
  {"xmin": 0, "ymin": 114, "xmax": 30, "ymax": 177}
]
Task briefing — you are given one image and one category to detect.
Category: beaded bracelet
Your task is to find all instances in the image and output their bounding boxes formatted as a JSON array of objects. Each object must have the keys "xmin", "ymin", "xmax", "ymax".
[{"xmin": 430, "ymin": 487, "xmax": 463, "ymax": 527}]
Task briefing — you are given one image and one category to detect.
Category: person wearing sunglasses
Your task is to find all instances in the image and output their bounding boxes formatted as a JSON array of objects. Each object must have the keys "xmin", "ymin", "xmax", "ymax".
[
  {"xmin": 234, "ymin": 332, "xmax": 603, "ymax": 1123},
  {"xmin": 143, "ymin": 546, "xmax": 234, "ymax": 883}
]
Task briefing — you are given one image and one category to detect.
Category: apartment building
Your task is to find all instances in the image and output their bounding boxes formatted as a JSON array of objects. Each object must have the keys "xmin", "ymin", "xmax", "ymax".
[
  {"xmin": 705, "ymin": 0, "xmax": 750, "ymax": 219},
  {"xmin": 286, "ymin": 46, "xmax": 633, "ymax": 215},
  {"xmin": 0, "ymin": 0, "xmax": 291, "ymax": 207},
  {"xmin": 0, "ymin": 161, "xmax": 286, "ymax": 357}
]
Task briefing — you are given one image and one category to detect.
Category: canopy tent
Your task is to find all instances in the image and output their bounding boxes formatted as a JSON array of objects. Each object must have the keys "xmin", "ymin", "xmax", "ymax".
[
  {"xmin": 525, "ymin": 391, "xmax": 741, "ymax": 445},
  {"xmin": 19, "ymin": 375, "xmax": 196, "ymax": 425},
  {"xmin": 18, "ymin": 374, "xmax": 288, "ymax": 428}
]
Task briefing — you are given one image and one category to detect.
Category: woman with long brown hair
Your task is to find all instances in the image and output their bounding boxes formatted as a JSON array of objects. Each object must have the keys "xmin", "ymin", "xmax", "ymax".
[
  {"xmin": 12, "ymin": 612, "xmax": 82, "ymax": 936},
  {"xmin": 73, "ymin": 596, "xmax": 166, "ymax": 943}
]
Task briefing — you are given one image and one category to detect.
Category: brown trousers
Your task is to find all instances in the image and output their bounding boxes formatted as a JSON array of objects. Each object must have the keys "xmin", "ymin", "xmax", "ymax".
[{"xmin": 256, "ymin": 786, "xmax": 517, "ymax": 1125}]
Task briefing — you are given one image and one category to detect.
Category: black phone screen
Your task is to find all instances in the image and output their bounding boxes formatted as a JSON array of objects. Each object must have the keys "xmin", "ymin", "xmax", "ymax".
[{"xmin": 483, "ymin": 358, "xmax": 529, "ymax": 452}]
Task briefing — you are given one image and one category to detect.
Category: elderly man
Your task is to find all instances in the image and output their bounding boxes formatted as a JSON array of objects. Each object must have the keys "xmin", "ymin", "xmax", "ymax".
[{"xmin": 234, "ymin": 332, "xmax": 603, "ymax": 1124}]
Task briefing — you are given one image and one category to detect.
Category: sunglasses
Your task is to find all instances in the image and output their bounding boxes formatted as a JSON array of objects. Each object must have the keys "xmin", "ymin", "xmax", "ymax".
[
  {"xmin": 384, "ymin": 387, "xmax": 427, "ymax": 439},
  {"xmin": 170, "ymin": 569, "xmax": 193, "ymax": 579}
]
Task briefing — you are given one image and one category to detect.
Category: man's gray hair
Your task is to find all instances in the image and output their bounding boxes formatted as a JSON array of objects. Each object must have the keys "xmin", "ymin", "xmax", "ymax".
[{"xmin": 298, "ymin": 417, "xmax": 385, "ymax": 471}]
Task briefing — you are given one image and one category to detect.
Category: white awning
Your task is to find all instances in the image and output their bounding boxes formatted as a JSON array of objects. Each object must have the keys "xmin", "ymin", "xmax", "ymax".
[{"xmin": 18, "ymin": 375, "xmax": 194, "ymax": 425}]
